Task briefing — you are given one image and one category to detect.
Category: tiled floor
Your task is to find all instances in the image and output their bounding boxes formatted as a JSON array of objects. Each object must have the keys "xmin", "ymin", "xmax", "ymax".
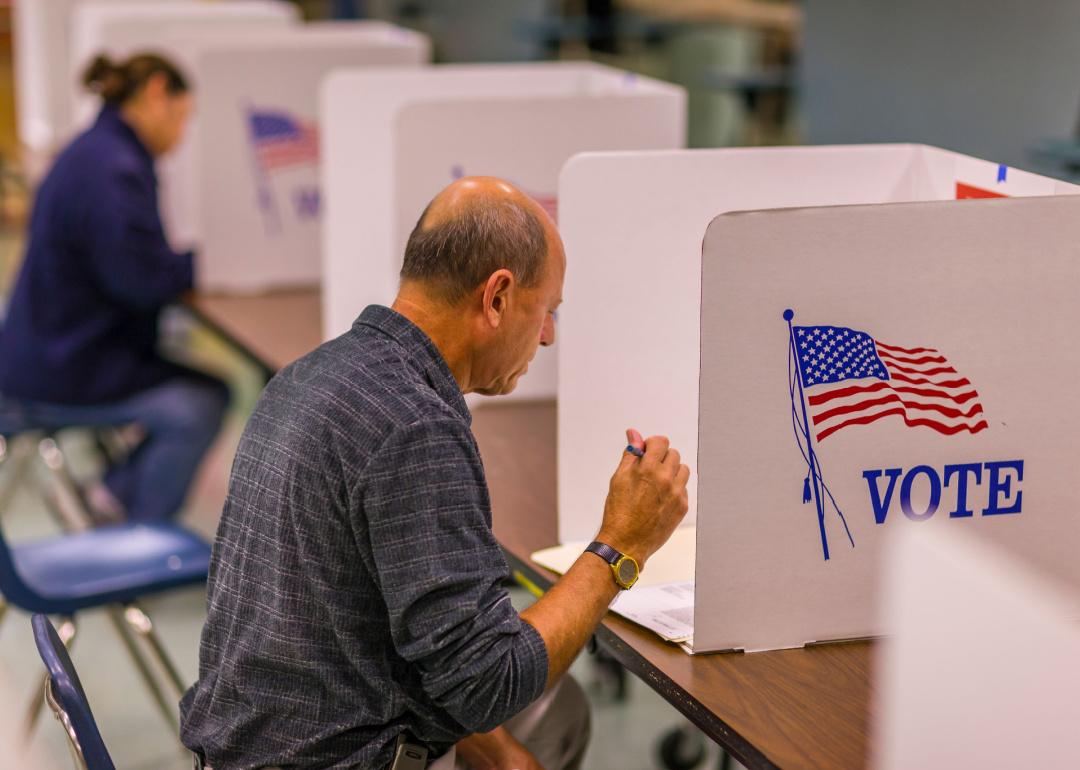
[{"xmin": 0, "ymin": 326, "xmax": 743, "ymax": 770}]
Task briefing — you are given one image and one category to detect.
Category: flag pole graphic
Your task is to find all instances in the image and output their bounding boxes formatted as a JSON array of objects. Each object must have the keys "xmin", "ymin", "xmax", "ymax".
[
  {"xmin": 784, "ymin": 309, "xmax": 830, "ymax": 561},
  {"xmin": 243, "ymin": 103, "xmax": 281, "ymax": 236}
]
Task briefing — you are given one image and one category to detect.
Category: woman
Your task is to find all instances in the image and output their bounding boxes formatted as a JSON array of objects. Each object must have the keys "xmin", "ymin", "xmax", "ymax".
[{"xmin": 0, "ymin": 53, "xmax": 228, "ymax": 522}]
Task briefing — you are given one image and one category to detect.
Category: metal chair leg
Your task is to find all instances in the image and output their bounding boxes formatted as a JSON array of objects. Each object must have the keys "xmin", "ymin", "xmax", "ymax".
[
  {"xmin": 123, "ymin": 603, "xmax": 188, "ymax": 702},
  {"xmin": 25, "ymin": 616, "xmax": 76, "ymax": 736},
  {"xmin": 106, "ymin": 606, "xmax": 181, "ymax": 735},
  {"xmin": 36, "ymin": 436, "xmax": 93, "ymax": 531},
  {"xmin": 3, "ymin": 430, "xmax": 121, "ymax": 528},
  {"xmin": 44, "ymin": 677, "xmax": 93, "ymax": 770},
  {"xmin": 0, "ymin": 433, "xmax": 35, "ymax": 517}
]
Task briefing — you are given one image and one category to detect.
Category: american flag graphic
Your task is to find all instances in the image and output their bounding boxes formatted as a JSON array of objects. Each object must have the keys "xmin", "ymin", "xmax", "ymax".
[
  {"xmin": 247, "ymin": 108, "xmax": 319, "ymax": 173},
  {"xmin": 793, "ymin": 324, "xmax": 988, "ymax": 442}
]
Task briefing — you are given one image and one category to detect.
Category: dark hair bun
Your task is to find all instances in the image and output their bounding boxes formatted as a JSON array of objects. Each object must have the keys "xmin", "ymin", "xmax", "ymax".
[
  {"xmin": 81, "ymin": 52, "xmax": 188, "ymax": 105},
  {"xmin": 82, "ymin": 54, "xmax": 131, "ymax": 104}
]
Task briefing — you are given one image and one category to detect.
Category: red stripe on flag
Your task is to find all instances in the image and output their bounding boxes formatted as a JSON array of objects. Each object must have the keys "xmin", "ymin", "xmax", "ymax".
[
  {"xmin": 812, "ymin": 393, "xmax": 984, "ymax": 426},
  {"xmin": 883, "ymin": 362, "xmax": 958, "ymax": 377},
  {"xmin": 817, "ymin": 410, "xmax": 988, "ymax": 442},
  {"xmin": 891, "ymin": 385, "xmax": 980, "ymax": 403},
  {"xmin": 875, "ymin": 351, "xmax": 947, "ymax": 365},
  {"xmin": 875, "ymin": 341, "xmax": 939, "ymax": 355},
  {"xmin": 807, "ymin": 381, "xmax": 890, "ymax": 407},
  {"xmin": 810, "ymin": 381, "xmax": 982, "ymax": 409},
  {"xmin": 887, "ymin": 372, "xmax": 972, "ymax": 388}
]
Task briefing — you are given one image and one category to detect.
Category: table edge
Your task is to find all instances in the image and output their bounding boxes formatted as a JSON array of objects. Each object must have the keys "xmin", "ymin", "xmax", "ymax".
[{"xmin": 502, "ymin": 546, "xmax": 779, "ymax": 770}]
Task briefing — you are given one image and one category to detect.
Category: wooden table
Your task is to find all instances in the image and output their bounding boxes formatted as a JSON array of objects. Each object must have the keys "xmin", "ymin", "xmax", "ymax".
[
  {"xmin": 185, "ymin": 289, "xmax": 323, "ymax": 376},
  {"xmin": 189, "ymin": 289, "xmax": 874, "ymax": 770}
]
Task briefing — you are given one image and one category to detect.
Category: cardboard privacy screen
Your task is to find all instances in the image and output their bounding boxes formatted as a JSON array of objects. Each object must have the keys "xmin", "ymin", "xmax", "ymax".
[
  {"xmin": 875, "ymin": 529, "xmax": 1080, "ymax": 769},
  {"xmin": 12, "ymin": 0, "xmax": 106, "ymax": 156},
  {"xmin": 68, "ymin": 1, "xmax": 298, "ymax": 141},
  {"xmin": 14, "ymin": 0, "xmax": 296, "ymax": 158},
  {"xmin": 695, "ymin": 195, "xmax": 1080, "ymax": 652},
  {"xmin": 191, "ymin": 24, "xmax": 428, "ymax": 291},
  {"xmin": 557, "ymin": 145, "xmax": 1078, "ymax": 546},
  {"xmin": 320, "ymin": 62, "xmax": 685, "ymax": 400}
]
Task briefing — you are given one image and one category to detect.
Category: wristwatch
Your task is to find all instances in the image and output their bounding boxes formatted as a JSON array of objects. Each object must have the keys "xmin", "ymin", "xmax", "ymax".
[{"xmin": 586, "ymin": 541, "xmax": 640, "ymax": 590}]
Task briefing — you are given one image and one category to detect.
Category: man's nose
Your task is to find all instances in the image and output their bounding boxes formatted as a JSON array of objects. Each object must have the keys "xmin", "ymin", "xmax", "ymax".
[{"xmin": 539, "ymin": 314, "xmax": 556, "ymax": 347}]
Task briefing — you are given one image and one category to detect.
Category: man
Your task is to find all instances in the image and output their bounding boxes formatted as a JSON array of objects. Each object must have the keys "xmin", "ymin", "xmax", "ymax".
[{"xmin": 180, "ymin": 177, "xmax": 690, "ymax": 769}]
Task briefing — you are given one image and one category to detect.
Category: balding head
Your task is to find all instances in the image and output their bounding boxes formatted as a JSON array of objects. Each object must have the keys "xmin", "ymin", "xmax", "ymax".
[
  {"xmin": 400, "ymin": 176, "xmax": 557, "ymax": 304},
  {"xmin": 393, "ymin": 177, "xmax": 566, "ymax": 396}
]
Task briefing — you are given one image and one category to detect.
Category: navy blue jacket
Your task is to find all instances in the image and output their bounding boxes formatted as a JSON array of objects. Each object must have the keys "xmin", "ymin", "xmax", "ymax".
[{"xmin": 0, "ymin": 105, "xmax": 194, "ymax": 404}]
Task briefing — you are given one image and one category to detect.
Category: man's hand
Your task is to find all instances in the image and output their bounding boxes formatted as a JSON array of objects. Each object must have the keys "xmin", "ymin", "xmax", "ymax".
[
  {"xmin": 519, "ymin": 427, "xmax": 691, "ymax": 689},
  {"xmin": 597, "ymin": 428, "xmax": 690, "ymax": 566},
  {"xmin": 455, "ymin": 727, "xmax": 545, "ymax": 770}
]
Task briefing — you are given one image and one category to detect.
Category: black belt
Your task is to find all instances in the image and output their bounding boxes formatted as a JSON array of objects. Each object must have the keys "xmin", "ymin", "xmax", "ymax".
[
  {"xmin": 192, "ymin": 752, "xmax": 284, "ymax": 770},
  {"xmin": 192, "ymin": 736, "xmax": 426, "ymax": 769}
]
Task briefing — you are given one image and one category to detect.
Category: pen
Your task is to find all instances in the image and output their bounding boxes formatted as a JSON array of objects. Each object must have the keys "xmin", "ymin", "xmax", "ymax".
[{"xmin": 625, "ymin": 444, "xmax": 644, "ymax": 458}]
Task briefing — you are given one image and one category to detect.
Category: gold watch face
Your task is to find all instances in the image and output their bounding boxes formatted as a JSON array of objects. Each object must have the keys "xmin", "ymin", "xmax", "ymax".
[{"xmin": 613, "ymin": 555, "xmax": 640, "ymax": 589}]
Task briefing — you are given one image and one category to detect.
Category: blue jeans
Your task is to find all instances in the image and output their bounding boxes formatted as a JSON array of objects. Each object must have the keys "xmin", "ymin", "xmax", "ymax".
[{"xmin": 10, "ymin": 369, "xmax": 228, "ymax": 522}]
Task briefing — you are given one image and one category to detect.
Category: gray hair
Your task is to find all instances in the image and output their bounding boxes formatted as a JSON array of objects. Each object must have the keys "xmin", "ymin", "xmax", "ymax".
[{"xmin": 400, "ymin": 196, "xmax": 548, "ymax": 303}]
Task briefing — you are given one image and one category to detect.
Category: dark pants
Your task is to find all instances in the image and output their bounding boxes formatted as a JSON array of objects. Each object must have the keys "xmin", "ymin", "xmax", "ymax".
[{"xmin": 15, "ymin": 369, "xmax": 228, "ymax": 521}]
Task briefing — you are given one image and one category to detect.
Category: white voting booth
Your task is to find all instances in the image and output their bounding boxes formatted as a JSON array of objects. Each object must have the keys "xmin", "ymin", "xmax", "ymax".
[
  {"xmin": 320, "ymin": 62, "xmax": 686, "ymax": 400},
  {"xmin": 13, "ymin": 0, "xmax": 98, "ymax": 157},
  {"xmin": 12, "ymin": 0, "xmax": 70, "ymax": 154},
  {"xmin": 68, "ymin": 1, "xmax": 298, "ymax": 140},
  {"xmin": 875, "ymin": 530, "xmax": 1080, "ymax": 769},
  {"xmin": 68, "ymin": 5, "xmax": 428, "ymax": 290},
  {"xmin": 190, "ymin": 24, "xmax": 429, "ymax": 290},
  {"xmin": 549, "ymin": 145, "xmax": 1080, "ymax": 653}
]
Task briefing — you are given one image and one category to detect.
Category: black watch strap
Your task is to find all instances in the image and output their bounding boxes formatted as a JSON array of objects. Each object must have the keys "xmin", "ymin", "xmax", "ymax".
[{"xmin": 586, "ymin": 541, "xmax": 621, "ymax": 564}]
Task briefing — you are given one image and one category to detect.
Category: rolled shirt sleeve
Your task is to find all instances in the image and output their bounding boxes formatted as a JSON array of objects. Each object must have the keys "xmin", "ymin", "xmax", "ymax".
[{"xmin": 359, "ymin": 416, "xmax": 549, "ymax": 734}]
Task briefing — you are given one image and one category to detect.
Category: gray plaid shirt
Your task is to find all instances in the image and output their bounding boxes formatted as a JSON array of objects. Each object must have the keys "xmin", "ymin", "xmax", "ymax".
[{"xmin": 180, "ymin": 305, "xmax": 548, "ymax": 769}]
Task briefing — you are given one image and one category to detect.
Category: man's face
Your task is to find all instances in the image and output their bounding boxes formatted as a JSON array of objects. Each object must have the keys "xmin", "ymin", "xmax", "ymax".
[{"xmin": 472, "ymin": 237, "xmax": 565, "ymax": 396}]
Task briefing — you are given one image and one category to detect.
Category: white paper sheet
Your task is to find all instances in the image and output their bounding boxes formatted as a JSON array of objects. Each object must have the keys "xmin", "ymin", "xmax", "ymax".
[{"xmin": 610, "ymin": 580, "xmax": 695, "ymax": 643}]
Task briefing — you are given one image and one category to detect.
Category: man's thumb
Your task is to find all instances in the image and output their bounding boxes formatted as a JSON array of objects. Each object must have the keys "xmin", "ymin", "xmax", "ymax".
[{"xmin": 620, "ymin": 428, "xmax": 645, "ymax": 467}]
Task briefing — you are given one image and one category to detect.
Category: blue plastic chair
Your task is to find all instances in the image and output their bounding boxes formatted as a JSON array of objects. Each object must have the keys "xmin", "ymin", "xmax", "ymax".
[
  {"xmin": 31, "ymin": 613, "xmax": 116, "ymax": 770},
  {"xmin": 0, "ymin": 514, "xmax": 210, "ymax": 737}
]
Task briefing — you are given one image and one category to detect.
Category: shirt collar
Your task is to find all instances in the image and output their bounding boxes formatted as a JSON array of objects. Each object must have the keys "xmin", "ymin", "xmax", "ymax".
[
  {"xmin": 95, "ymin": 105, "xmax": 156, "ymax": 176},
  {"xmin": 354, "ymin": 305, "xmax": 471, "ymax": 423}
]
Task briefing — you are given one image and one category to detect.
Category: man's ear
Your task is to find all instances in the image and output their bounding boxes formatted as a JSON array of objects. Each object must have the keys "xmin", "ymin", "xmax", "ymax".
[{"xmin": 481, "ymin": 269, "xmax": 515, "ymax": 329}]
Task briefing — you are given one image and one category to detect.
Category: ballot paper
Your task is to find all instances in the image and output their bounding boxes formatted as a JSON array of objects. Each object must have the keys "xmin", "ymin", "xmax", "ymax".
[
  {"xmin": 530, "ymin": 526, "xmax": 697, "ymax": 644},
  {"xmin": 611, "ymin": 580, "xmax": 695, "ymax": 643}
]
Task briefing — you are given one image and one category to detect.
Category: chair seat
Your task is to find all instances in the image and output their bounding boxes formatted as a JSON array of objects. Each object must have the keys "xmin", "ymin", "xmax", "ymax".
[
  {"xmin": 0, "ymin": 396, "xmax": 121, "ymax": 436},
  {"xmin": 11, "ymin": 523, "xmax": 211, "ymax": 614}
]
